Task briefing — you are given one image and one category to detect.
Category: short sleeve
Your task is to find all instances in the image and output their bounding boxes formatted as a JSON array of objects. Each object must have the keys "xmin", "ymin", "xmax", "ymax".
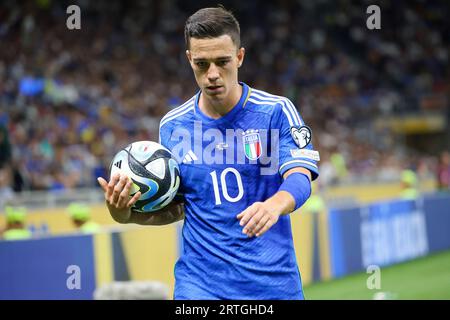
[
  {"xmin": 159, "ymin": 119, "xmax": 185, "ymax": 202},
  {"xmin": 273, "ymin": 99, "xmax": 319, "ymax": 181},
  {"xmin": 159, "ymin": 120, "xmax": 171, "ymax": 149}
]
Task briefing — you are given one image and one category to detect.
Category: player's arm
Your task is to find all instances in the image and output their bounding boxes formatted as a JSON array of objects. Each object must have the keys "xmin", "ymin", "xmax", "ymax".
[
  {"xmin": 97, "ymin": 173, "xmax": 184, "ymax": 226},
  {"xmin": 237, "ymin": 167, "xmax": 311, "ymax": 238},
  {"xmin": 129, "ymin": 201, "xmax": 184, "ymax": 225},
  {"xmin": 269, "ymin": 166, "xmax": 311, "ymax": 213}
]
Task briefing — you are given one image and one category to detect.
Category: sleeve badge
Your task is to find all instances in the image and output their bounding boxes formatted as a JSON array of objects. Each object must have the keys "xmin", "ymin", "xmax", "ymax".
[{"xmin": 290, "ymin": 125, "xmax": 312, "ymax": 149}]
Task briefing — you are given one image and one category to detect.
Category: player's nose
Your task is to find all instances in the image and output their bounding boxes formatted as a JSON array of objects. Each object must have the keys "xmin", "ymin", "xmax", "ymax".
[{"xmin": 207, "ymin": 63, "xmax": 220, "ymax": 82}]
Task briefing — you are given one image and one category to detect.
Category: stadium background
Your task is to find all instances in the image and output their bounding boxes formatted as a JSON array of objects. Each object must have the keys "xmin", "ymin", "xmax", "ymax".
[{"xmin": 0, "ymin": 0, "xmax": 449, "ymax": 299}]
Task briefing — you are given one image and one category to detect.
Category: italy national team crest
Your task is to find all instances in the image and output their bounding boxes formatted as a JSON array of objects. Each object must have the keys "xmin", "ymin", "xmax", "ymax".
[{"xmin": 242, "ymin": 129, "xmax": 262, "ymax": 160}]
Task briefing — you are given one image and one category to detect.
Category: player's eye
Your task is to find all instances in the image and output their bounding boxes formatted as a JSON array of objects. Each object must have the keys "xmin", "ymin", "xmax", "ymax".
[
  {"xmin": 216, "ymin": 60, "xmax": 229, "ymax": 67},
  {"xmin": 195, "ymin": 61, "xmax": 208, "ymax": 68}
]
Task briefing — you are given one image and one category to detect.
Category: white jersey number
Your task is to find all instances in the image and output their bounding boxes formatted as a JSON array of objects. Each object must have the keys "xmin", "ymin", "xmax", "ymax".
[{"xmin": 210, "ymin": 168, "xmax": 244, "ymax": 205}]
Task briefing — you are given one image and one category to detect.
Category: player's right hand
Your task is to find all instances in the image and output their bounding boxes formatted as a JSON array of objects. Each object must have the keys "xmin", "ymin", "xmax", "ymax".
[{"xmin": 97, "ymin": 173, "xmax": 141, "ymax": 223}]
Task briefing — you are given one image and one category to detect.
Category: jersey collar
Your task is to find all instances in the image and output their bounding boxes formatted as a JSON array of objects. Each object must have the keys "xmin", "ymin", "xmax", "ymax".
[{"xmin": 195, "ymin": 82, "xmax": 250, "ymax": 124}]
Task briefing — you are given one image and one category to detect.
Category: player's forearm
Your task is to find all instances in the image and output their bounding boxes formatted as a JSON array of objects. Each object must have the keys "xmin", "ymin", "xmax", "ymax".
[
  {"xmin": 264, "ymin": 170, "xmax": 312, "ymax": 216},
  {"xmin": 106, "ymin": 202, "xmax": 132, "ymax": 224},
  {"xmin": 128, "ymin": 203, "xmax": 185, "ymax": 225},
  {"xmin": 264, "ymin": 191, "xmax": 296, "ymax": 216},
  {"xmin": 277, "ymin": 168, "xmax": 312, "ymax": 214}
]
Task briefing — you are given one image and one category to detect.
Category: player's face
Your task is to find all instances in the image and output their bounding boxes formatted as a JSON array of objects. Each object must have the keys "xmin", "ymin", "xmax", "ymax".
[{"xmin": 186, "ymin": 35, "xmax": 245, "ymax": 102}]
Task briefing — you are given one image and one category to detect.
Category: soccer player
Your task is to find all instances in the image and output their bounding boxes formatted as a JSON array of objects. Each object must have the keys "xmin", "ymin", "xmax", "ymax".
[{"xmin": 98, "ymin": 6, "xmax": 319, "ymax": 300}]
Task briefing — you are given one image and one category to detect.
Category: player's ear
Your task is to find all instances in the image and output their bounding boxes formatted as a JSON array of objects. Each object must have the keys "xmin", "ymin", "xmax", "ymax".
[{"xmin": 237, "ymin": 47, "xmax": 245, "ymax": 68}]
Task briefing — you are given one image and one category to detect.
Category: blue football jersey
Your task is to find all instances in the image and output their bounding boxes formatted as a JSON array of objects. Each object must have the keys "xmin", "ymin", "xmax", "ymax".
[{"xmin": 159, "ymin": 82, "xmax": 319, "ymax": 300}]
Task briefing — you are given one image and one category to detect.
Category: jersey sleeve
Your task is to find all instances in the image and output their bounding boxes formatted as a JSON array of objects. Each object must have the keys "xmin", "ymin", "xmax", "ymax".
[
  {"xmin": 273, "ymin": 99, "xmax": 319, "ymax": 181},
  {"xmin": 158, "ymin": 120, "xmax": 170, "ymax": 149},
  {"xmin": 159, "ymin": 118, "xmax": 185, "ymax": 203}
]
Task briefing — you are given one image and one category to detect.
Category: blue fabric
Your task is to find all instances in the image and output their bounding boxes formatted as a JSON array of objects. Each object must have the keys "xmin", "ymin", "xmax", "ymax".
[
  {"xmin": 159, "ymin": 82, "xmax": 318, "ymax": 300},
  {"xmin": 279, "ymin": 172, "xmax": 311, "ymax": 211},
  {"xmin": 19, "ymin": 76, "xmax": 44, "ymax": 96}
]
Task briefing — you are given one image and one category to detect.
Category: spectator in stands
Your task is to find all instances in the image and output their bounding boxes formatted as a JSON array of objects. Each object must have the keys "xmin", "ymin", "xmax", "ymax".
[
  {"xmin": 301, "ymin": 182, "xmax": 326, "ymax": 215},
  {"xmin": 330, "ymin": 149, "xmax": 348, "ymax": 185},
  {"xmin": 0, "ymin": 124, "xmax": 11, "ymax": 168},
  {"xmin": 436, "ymin": 151, "xmax": 450, "ymax": 192},
  {"xmin": 67, "ymin": 202, "xmax": 101, "ymax": 234},
  {"xmin": 0, "ymin": 167, "xmax": 14, "ymax": 209},
  {"xmin": 0, "ymin": 1, "xmax": 447, "ymax": 191},
  {"xmin": 0, "ymin": 124, "xmax": 14, "ymax": 207},
  {"xmin": 400, "ymin": 169, "xmax": 419, "ymax": 200},
  {"xmin": 2, "ymin": 206, "xmax": 32, "ymax": 240}
]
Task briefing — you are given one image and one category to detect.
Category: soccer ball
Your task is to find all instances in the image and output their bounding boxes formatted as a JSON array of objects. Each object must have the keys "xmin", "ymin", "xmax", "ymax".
[{"xmin": 109, "ymin": 141, "xmax": 181, "ymax": 213}]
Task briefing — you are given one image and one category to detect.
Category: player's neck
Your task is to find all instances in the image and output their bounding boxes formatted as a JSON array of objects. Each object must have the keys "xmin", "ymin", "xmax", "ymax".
[{"xmin": 199, "ymin": 83, "xmax": 242, "ymax": 119}]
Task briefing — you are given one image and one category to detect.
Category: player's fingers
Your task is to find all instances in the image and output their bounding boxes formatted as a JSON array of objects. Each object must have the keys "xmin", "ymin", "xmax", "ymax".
[
  {"xmin": 236, "ymin": 209, "xmax": 246, "ymax": 220},
  {"xmin": 110, "ymin": 175, "xmax": 128, "ymax": 206},
  {"xmin": 108, "ymin": 173, "xmax": 120, "ymax": 189},
  {"xmin": 255, "ymin": 218, "xmax": 275, "ymax": 237},
  {"xmin": 243, "ymin": 211, "xmax": 264, "ymax": 236},
  {"xmin": 237, "ymin": 203, "xmax": 257, "ymax": 220},
  {"xmin": 117, "ymin": 180, "xmax": 133, "ymax": 208},
  {"xmin": 114, "ymin": 175, "xmax": 130, "ymax": 205},
  {"xmin": 106, "ymin": 173, "xmax": 120, "ymax": 199},
  {"xmin": 251, "ymin": 215, "xmax": 271, "ymax": 237},
  {"xmin": 127, "ymin": 191, "xmax": 141, "ymax": 208},
  {"xmin": 237, "ymin": 204, "xmax": 258, "ymax": 226},
  {"xmin": 97, "ymin": 177, "xmax": 108, "ymax": 193}
]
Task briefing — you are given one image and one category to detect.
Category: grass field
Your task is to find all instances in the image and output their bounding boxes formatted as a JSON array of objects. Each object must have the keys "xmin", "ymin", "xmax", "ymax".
[{"xmin": 303, "ymin": 250, "xmax": 450, "ymax": 300}]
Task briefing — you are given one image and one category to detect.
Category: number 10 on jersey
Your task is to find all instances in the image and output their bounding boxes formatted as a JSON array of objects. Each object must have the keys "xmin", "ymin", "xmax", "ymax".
[{"xmin": 210, "ymin": 168, "xmax": 244, "ymax": 205}]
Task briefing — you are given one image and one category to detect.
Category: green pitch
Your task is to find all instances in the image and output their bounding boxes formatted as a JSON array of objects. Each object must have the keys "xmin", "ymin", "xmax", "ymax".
[{"xmin": 303, "ymin": 250, "xmax": 450, "ymax": 300}]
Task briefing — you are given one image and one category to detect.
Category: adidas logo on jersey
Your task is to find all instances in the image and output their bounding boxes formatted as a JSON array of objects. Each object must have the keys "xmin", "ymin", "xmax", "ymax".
[{"xmin": 182, "ymin": 150, "xmax": 198, "ymax": 164}]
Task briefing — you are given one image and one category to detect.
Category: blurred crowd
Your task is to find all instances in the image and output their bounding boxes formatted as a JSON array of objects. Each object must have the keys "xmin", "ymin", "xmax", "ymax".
[
  {"xmin": 0, "ymin": 0, "xmax": 449, "ymax": 195},
  {"xmin": 0, "ymin": 202, "xmax": 100, "ymax": 240}
]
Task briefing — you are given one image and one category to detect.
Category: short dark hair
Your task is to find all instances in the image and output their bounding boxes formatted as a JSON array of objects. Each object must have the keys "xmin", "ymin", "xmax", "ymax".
[{"xmin": 184, "ymin": 6, "xmax": 241, "ymax": 50}]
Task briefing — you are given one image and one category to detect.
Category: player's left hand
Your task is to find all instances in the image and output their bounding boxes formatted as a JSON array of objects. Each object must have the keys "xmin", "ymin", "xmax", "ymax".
[{"xmin": 236, "ymin": 202, "xmax": 280, "ymax": 238}]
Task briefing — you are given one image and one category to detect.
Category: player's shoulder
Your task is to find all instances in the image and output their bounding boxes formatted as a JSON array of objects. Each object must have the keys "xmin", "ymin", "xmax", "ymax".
[
  {"xmin": 246, "ymin": 87, "xmax": 297, "ymax": 117},
  {"xmin": 159, "ymin": 95, "xmax": 196, "ymax": 130}
]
